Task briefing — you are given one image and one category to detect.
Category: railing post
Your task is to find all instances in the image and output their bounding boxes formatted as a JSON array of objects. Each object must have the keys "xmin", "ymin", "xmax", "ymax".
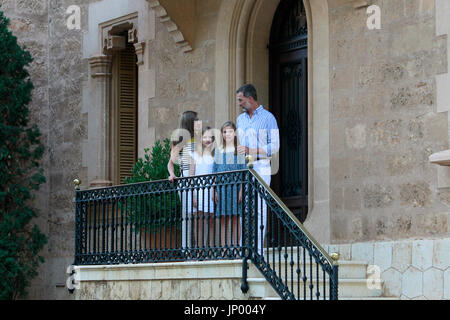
[
  {"xmin": 330, "ymin": 252, "xmax": 340, "ymax": 300},
  {"xmin": 73, "ymin": 179, "xmax": 81, "ymax": 265}
]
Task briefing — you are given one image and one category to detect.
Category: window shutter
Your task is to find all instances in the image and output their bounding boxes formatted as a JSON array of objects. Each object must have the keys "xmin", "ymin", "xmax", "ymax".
[{"xmin": 117, "ymin": 42, "xmax": 137, "ymax": 184}]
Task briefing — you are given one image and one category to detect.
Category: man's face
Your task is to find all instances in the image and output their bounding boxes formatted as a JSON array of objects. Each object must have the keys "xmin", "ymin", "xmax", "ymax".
[{"xmin": 237, "ymin": 92, "xmax": 252, "ymax": 113}]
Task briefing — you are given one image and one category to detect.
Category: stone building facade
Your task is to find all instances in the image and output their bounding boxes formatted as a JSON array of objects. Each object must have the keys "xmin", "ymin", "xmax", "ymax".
[{"xmin": 1, "ymin": 0, "xmax": 450, "ymax": 299}]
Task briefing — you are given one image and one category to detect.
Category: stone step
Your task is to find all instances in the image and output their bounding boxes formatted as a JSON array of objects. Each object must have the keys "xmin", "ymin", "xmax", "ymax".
[
  {"xmin": 248, "ymin": 277, "xmax": 383, "ymax": 299},
  {"xmin": 263, "ymin": 296, "xmax": 399, "ymax": 301},
  {"xmin": 247, "ymin": 260, "xmax": 368, "ymax": 279}
]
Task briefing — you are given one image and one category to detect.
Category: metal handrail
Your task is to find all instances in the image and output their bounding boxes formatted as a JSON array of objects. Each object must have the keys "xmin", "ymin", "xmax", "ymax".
[
  {"xmin": 248, "ymin": 167, "xmax": 336, "ymax": 267},
  {"xmin": 243, "ymin": 167, "xmax": 339, "ymax": 300},
  {"xmin": 72, "ymin": 166, "xmax": 339, "ymax": 299}
]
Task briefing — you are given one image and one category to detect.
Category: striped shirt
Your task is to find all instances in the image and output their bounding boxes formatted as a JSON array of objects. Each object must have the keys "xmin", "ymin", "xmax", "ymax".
[
  {"xmin": 178, "ymin": 140, "xmax": 195, "ymax": 177},
  {"xmin": 236, "ymin": 105, "xmax": 280, "ymax": 160}
]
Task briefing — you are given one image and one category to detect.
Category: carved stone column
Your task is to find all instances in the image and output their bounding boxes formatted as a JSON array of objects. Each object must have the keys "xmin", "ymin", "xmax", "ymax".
[{"xmin": 88, "ymin": 54, "xmax": 113, "ymax": 188}]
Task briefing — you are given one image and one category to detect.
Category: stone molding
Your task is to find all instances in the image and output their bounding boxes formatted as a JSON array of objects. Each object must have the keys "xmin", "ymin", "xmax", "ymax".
[
  {"xmin": 101, "ymin": 17, "xmax": 139, "ymax": 55},
  {"xmin": 147, "ymin": 0, "xmax": 192, "ymax": 53},
  {"xmin": 88, "ymin": 54, "xmax": 112, "ymax": 78},
  {"xmin": 133, "ymin": 41, "xmax": 146, "ymax": 66},
  {"xmin": 429, "ymin": 149, "xmax": 450, "ymax": 166}
]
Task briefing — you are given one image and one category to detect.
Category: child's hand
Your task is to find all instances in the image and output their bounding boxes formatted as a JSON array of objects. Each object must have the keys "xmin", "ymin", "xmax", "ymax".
[
  {"xmin": 238, "ymin": 189, "xmax": 243, "ymax": 203},
  {"xmin": 193, "ymin": 198, "xmax": 197, "ymax": 208},
  {"xmin": 214, "ymin": 191, "xmax": 218, "ymax": 204}
]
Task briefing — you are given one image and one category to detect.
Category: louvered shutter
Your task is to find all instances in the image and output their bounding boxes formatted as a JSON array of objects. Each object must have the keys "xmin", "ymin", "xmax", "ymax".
[{"xmin": 117, "ymin": 42, "xmax": 137, "ymax": 184}]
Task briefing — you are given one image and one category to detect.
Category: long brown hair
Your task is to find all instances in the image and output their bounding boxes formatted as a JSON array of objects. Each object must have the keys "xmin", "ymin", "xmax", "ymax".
[
  {"xmin": 220, "ymin": 121, "xmax": 238, "ymax": 156},
  {"xmin": 172, "ymin": 110, "xmax": 198, "ymax": 147}
]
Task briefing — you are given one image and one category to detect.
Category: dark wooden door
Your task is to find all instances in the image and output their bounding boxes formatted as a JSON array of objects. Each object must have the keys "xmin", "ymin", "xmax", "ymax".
[{"xmin": 270, "ymin": 0, "xmax": 308, "ymax": 223}]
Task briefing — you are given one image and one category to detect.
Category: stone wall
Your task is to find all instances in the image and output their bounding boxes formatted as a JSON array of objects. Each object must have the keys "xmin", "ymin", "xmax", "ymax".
[
  {"xmin": 329, "ymin": 0, "xmax": 450, "ymax": 242},
  {"xmin": 0, "ymin": 0, "xmax": 220, "ymax": 299},
  {"xmin": 0, "ymin": 0, "xmax": 96, "ymax": 299},
  {"xmin": 147, "ymin": 0, "xmax": 219, "ymax": 145},
  {"xmin": 74, "ymin": 261, "xmax": 249, "ymax": 300},
  {"xmin": 2, "ymin": 0, "xmax": 450, "ymax": 300},
  {"xmin": 324, "ymin": 237, "xmax": 450, "ymax": 299}
]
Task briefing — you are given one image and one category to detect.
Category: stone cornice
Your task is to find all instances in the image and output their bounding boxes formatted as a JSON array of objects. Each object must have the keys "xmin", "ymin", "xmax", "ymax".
[
  {"xmin": 429, "ymin": 149, "xmax": 450, "ymax": 166},
  {"xmin": 147, "ymin": 0, "xmax": 192, "ymax": 53}
]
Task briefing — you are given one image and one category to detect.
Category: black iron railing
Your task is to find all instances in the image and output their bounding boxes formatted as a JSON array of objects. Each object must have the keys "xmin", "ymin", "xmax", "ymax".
[{"xmin": 73, "ymin": 168, "xmax": 338, "ymax": 300}]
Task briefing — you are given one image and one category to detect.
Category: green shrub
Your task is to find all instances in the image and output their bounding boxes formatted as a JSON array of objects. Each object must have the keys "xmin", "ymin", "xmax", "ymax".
[
  {"xmin": 123, "ymin": 139, "xmax": 181, "ymax": 232},
  {"xmin": 0, "ymin": 10, "xmax": 47, "ymax": 300}
]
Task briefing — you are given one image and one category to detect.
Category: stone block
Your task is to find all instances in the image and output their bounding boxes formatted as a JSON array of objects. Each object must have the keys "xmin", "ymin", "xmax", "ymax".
[
  {"xmin": 0, "ymin": 0, "xmax": 14, "ymax": 11},
  {"xmin": 331, "ymin": 187, "xmax": 344, "ymax": 211},
  {"xmin": 423, "ymin": 268, "xmax": 444, "ymax": 299},
  {"xmin": 433, "ymin": 238, "xmax": 450, "ymax": 270},
  {"xmin": 331, "ymin": 94, "xmax": 353, "ymax": 119},
  {"xmin": 391, "ymin": 20, "xmax": 434, "ymax": 57},
  {"xmin": 189, "ymin": 70, "xmax": 212, "ymax": 94},
  {"xmin": 413, "ymin": 212, "xmax": 448, "ymax": 237},
  {"xmin": 328, "ymin": 244, "xmax": 351, "ymax": 261},
  {"xmin": 399, "ymin": 182, "xmax": 431, "ymax": 208},
  {"xmin": 362, "ymin": 184, "xmax": 394, "ymax": 209},
  {"xmin": 392, "ymin": 242, "xmax": 412, "ymax": 272},
  {"xmin": 371, "ymin": 119, "xmax": 403, "ymax": 148},
  {"xmin": 199, "ymin": 279, "xmax": 212, "ymax": 299},
  {"xmin": 184, "ymin": 48, "xmax": 204, "ymax": 67},
  {"xmin": 382, "ymin": 268, "xmax": 402, "ymax": 298},
  {"xmin": 16, "ymin": 0, "xmax": 47, "ymax": 15},
  {"xmin": 352, "ymin": 242, "xmax": 374, "ymax": 264},
  {"xmin": 381, "ymin": 62, "xmax": 405, "ymax": 82},
  {"xmin": 345, "ymin": 124, "xmax": 366, "ymax": 149},
  {"xmin": 407, "ymin": 117, "xmax": 425, "ymax": 143},
  {"xmin": 107, "ymin": 281, "xmax": 131, "ymax": 300},
  {"xmin": 401, "ymin": 266, "xmax": 423, "ymax": 299},
  {"xmin": 412, "ymin": 240, "xmax": 434, "ymax": 271},
  {"xmin": 386, "ymin": 150, "xmax": 415, "ymax": 176},
  {"xmin": 444, "ymin": 269, "xmax": 450, "ymax": 299},
  {"xmin": 150, "ymin": 281, "xmax": 163, "ymax": 300},
  {"xmin": 393, "ymin": 214, "xmax": 413, "ymax": 237},
  {"xmin": 331, "ymin": 65, "xmax": 354, "ymax": 91},
  {"xmin": 357, "ymin": 64, "xmax": 383, "ymax": 88},
  {"xmin": 159, "ymin": 78, "xmax": 187, "ymax": 99},
  {"xmin": 374, "ymin": 214, "xmax": 390, "ymax": 238},
  {"xmin": 343, "ymin": 187, "xmax": 361, "ymax": 211},
  {"xmin": 374, "ymin": 242, "xmax": 393, "ymax": 272}
]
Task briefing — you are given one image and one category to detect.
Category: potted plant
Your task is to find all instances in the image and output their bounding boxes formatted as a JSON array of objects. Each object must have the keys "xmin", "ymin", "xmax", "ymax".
[{"xmin": 123, "ymin": 139, "xmax": 182, "ymax": 250}]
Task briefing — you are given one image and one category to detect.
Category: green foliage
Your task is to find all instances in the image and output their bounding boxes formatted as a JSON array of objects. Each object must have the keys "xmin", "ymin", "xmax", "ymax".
[
  {"xmin": 124, "ymin": 138, "xmax": 180, "ymax": 183},
  {"xmin": 123, "ymin": 139, "xmax": 181, "ymax": 232},
  {"xmin": 0, "ymin": 10, "xmax": 47, "ymax": 299}
]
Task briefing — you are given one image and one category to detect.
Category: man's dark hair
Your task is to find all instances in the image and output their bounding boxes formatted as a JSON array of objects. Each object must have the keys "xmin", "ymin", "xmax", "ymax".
[{"xmin": 236, "ymin": 83, "xmax": 258, "ymax": 101}]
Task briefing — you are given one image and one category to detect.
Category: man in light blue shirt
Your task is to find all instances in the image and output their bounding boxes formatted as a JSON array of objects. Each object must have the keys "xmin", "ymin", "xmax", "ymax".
[{"xmin": 236, "ymin": 84, "xmax": 280, "ymax": 254}]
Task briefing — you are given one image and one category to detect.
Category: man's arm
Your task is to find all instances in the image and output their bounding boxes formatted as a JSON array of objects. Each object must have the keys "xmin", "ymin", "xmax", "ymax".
[{"xmin": 261, "ymin": 114, "xmax": 280, "ymax": 158}]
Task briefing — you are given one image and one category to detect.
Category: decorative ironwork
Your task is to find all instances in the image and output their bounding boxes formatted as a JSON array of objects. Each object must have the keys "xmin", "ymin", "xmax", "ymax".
[
  {"xmin": 73, "ymin": 168, "xmax": 338, "ymax": 300},
  {"xmin": 280, "ymin": 0, "xmax": 307, "ymax": 41}
]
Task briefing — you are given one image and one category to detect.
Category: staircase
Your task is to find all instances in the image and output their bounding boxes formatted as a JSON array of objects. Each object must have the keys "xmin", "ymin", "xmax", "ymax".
[{"xmin": 245, "ymin": 251, "xmax": 399, "ymax": 300}]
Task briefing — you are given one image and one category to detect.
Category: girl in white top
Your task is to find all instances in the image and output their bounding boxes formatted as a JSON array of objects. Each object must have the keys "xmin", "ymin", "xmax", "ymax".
[{"xmin": 191, "ymin": 127, "xmax": 216, "ymax": 248}]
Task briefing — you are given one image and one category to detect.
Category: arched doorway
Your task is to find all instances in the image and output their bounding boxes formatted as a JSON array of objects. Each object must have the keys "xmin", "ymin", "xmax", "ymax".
[
  {"xmin": 215, "ymin": 0, "xmax": 331, "ymax": 243},
  {"xmin": 270, "ymin": 0, "xmax": 308, "ymax": 223}
]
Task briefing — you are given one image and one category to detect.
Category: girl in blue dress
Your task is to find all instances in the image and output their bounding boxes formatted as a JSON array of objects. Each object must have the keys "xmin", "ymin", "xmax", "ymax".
[{"xmin": 213, "ymin": 121, "xmax": 246, "ymax": 247}]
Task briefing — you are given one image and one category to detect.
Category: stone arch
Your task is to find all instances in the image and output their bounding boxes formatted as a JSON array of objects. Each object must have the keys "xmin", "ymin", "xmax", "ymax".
[{"xmin": 214, "ymin": 0, "xmax": 331, "ymax": 243}]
